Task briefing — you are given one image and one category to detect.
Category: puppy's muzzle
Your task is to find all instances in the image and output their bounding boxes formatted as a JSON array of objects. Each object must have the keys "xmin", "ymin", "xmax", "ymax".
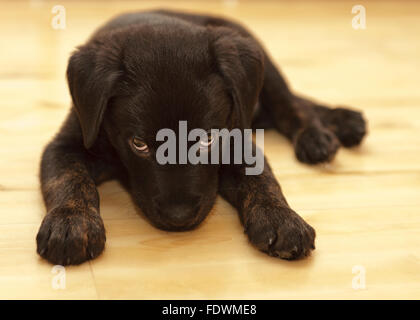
[{"xmin": 154, "ymin": 195, "xmax": 202, "ymax": 229}]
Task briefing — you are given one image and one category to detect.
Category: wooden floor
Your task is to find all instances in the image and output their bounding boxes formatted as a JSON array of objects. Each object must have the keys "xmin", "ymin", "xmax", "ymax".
[{"xmin": 0, "ymin": 0, "xmax": 419, "ymax": 299}]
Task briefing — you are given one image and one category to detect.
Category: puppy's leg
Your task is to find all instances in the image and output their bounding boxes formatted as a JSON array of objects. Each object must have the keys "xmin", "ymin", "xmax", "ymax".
[
  {"xmin": 219, "ymin": 150, "xmax": 316, "ymax": 260},
  {"xmin": 299, "ymin": 97, "xmax": 367, "ymax": 148},
  {"xmin": 259, "ymin": 55, "xmax": 366, "ymax": 164},
  {"xmin": 36, "ymin": 113, "xmax": 109, "ymax": 265}
]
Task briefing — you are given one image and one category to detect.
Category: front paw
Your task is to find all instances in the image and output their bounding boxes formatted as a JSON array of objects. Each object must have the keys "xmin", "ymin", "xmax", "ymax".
[
  {"xmin": 245, "ymin": 205, "xmax": 315, "ymax": 260},
  {"xmin": 36, "ymin": 206, "xmax": 106, "ymax": 265},
  {"xmin": 294, "ymin": 124, "xmax": 340, "ymax": 164}
]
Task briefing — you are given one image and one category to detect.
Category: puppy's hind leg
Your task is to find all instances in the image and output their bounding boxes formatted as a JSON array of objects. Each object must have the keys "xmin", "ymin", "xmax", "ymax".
[
  {"xmin": 302, "ymin": 97, "xmax": 367, "ymax": 148},
  {"xmin": 258, "ymin": 54, "xmax": 365, "ymax": 164}
]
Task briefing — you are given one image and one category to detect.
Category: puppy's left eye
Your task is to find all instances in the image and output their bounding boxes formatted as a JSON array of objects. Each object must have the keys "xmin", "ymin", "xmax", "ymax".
[
  {"xmin": 131, "ymin": 136, "xmax": 149, "ymax": 153},
  {"xmin": 199, "ymin": 132, "xmax": 216, "ymax": 149}
]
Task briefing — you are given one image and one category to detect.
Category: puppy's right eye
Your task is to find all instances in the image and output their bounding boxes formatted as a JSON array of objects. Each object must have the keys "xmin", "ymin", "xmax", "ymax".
[
  {"xmin": 199, "ymin": 132, "xmax": 216, "ymax": 150},
  {"xmin": 131, "ymin": 136, "xmax": 149, "ymax": 153}
]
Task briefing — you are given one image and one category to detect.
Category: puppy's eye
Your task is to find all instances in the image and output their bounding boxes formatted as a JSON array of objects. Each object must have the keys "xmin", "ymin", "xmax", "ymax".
[
  {"xmin": 131, "ymin": 136, "xmax": 149, "ymax": 153},
  {"xmin": 199, "ymin": 132, "xmax": 216, "ymax": 149}
]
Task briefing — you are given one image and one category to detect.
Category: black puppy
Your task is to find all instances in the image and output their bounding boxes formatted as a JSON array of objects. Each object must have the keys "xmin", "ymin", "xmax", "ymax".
[{"xmin": 36, "ymin": 10, "xmax": 366, "ymax": 265}]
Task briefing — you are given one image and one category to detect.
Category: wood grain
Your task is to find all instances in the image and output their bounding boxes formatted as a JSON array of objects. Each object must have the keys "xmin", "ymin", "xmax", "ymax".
[{"xmin": 0, "ymin": 0, "xmax": 419, "ymax": 299}]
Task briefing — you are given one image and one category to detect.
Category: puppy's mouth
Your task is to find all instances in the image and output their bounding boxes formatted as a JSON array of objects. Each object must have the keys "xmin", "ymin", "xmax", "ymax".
[
  {"xmin": 133, "ymin": 195, "xmax": 216, "ymax": 232},
  {"xmin": 153, "ymin": 202, "xmax": 213, "ymax": 232},
  {"xmin": 155, "ymin": 218, "xmax": 203, "ymax": 232}
]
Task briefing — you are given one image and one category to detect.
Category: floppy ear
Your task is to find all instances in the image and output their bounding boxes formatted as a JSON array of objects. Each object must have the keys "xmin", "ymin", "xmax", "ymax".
[
  {"xmin": 209, "ymin": 27, "xmax": 265, "ymax": 129},
  {"xmin": 67, "ymin": 42, "xmax": 122, "ymax": 149}
]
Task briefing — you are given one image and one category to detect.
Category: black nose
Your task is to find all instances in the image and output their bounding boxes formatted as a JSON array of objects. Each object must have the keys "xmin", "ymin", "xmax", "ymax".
[{"xmin": 155, "ymin": 196, "xmax": 201, "ymax": 227}]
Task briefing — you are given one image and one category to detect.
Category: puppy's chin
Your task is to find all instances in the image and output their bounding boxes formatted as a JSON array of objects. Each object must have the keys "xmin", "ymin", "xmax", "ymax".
[
  {"xmin": 152, "ymin": 219, "xmax": 204, "ymax": 232},
  {"xmin": 134, "ymin": 195, "xmax": 216, "ymax": 232},
  {"xmin": 145, "ymin": 205, "xmax": 212, "ymax": 232}
]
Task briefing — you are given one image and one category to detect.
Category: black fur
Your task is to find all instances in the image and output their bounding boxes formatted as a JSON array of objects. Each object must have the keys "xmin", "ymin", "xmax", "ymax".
[{"xmin": 36, "ymin": 10, "xmax": 366, "ymax": 265}]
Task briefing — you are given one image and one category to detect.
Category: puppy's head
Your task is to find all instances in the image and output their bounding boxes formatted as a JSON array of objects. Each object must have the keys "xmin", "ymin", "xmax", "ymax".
[{"xmin": 66, "ymin": 22, "xmax": 264, "ymax": 231}]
